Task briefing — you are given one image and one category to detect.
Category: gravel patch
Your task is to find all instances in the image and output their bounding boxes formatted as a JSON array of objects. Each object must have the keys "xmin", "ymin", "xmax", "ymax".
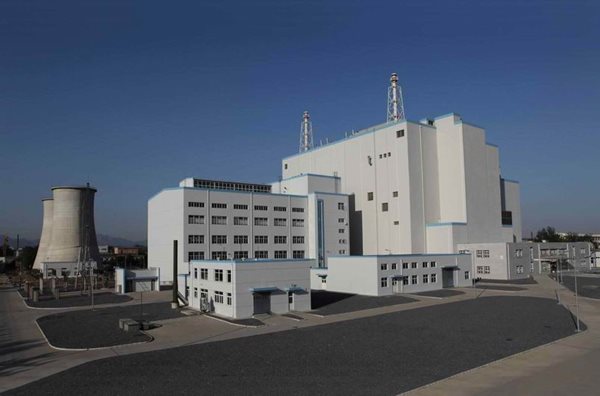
[
  {"xmin": 10, "ymin": 296, "xmax": 580, "ymax": 396},
  {"xmin": 311, "ymin": 290, "xmax": 417, "ymax": 315},
  {"xmin": 413, "ymin": 289, "xmax": 465, "ymax": 298},
  {"xmin": 37, "ymin": 302, "xmax": 184, "ymax": 349},
  {"xmin": 26, "ymin": 292, "xmax": 132, "ymax": 308}
]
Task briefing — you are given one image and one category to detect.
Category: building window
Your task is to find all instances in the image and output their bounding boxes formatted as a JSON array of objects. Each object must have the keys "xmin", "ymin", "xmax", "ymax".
[
  {"xmin": 476, "ymin": 250, "xmax": 483, "ymax": 258},
  {"xmin": 194, "ymin": 287, "xmax": 198, "ymax": 298},
  {"xmin": 212, "ymin": 251, "xmax": 227, "ymax": 260},
  {"xmin": 188, "ymin": 235, "xmax": 204, "ymax": 244},
  {"xmin": 200, "ymin": 268, "xmax": 208, "ymax": 280},
  {"xmin": 339, "ymin": 249, "xmax": 346, "ymax": 254},
  {"xmin": 188, "ymin": 202, "xmax": 204, "ymax": 208},
  {"xmin": 422, "ymin": 262, "xmax": 428, "ymax": 268},
  {"xmin": 430, "ymin": 261, "xmax": 436, "ymax": 268},
  {"xmin": 212, "ymin": 235, "xmax": 227, "ymax": 244},
  {"xmin": 188, "ymin": 251, "xmax": 204, "ymax": 261},
  {"xmin": 381, "ymin": 263, "xmax": 388, "ymax": 270},
  {"xmin": 254, "ymin": 217, "xmax": 268, "ymax": 226},
  {"xmin": 255, "ymin": 235, "xmax": 268, "ymax": 244},
  {"xmin": 211, "ymin": 203, "xmax": 227, "ymax": 209},
  {"xmin": 411, "ymin": 275, "xmax": 418, "ymax": 285},
  {"xmin": 484, "ymin": 266, "xmax": 490, "ymax": 274},
  {"xmin": 338, "ymin": 218, "xmax": 345, "ymax": 223},
  {"xmin": 431, "ymin": 273, "xmax": 437, "ymax": 283},
  {"xmin": 193, "ymin": 268, "xmax": 198, "ymax": 279},
  {"xmin": 321, "ymin": 278, "xmax": 327, "ymax": 285},
  {"xmin": 274, "ymin": 206, "xmax": 287, "ymax": 212},
  {"xmin": 188, "ymin": 215, "xmax": 204, "ymax": 224},
  {"xmin": 338, "ymin": 202, "xmax": 345, "ymax": 210},
  {"xmin": 402, "ymin": 276, "xmax": 409, "ymax": 285},
  {"xmin": 367, "ymin": 192, "xmax": 374, "ymax": 201},
  {"xmin": 274, "ymin": 236, "xmax": 287, "ymax": 244},
  {"xmin": 423, "ymin": 274, "xmax": 429, "ymax": 284},
  {"xmin": 234, "ymin": 217, "xmax": 248, "ymax": 226},
  {"xmin": 381, "ymin": 277, "xmax": 388, "ymax": 287},
  {"xmin": 274, "ymin": 250, "xmax": 287, "ymax": 259},
  {"xmin": 226, "ymin": 270, "xmax": 232, "ymax": 282},
  {"xmin": 284, "ymin": 163, "xmax": 288, "ymax": 169},
  {"xmin": 382, "ymin": 203, "xmax": 388, "ymax": 212},
  {"xmin": 211, "ymin": 216, "xmax": 227, "ymax": 225},
  {"xmin": 254, "ymin": 251, "xmax": 268, "ymax": 259},
  {"xmin": 214, "ymin": 269, "xmax": 224, "ymax": 282},
  {"xmin": 234, "ymin": 251, "xmax": 248, "ymax": 259},
  {"xmin": 226, "ymin": 293, "xmax": 232, "ymax": 305},
  {"xmin": 396, "ymin": 129, "xmax": 405, "ymax": 138},
  {"xmin": 338, "ymin": 239, "xmax": 347, "ymax": 244},
  {"xmin": 254, "ymin": 205, "xmax": 268, "ymax": 211},
  {"xmin": 392, "ymin": 191, "xmax": 398, "ymax": 197},
  {"xmin": 410, "ymin": 262, "xmax": 416, "ymax": 269},
  {"xmin": 233, "ymin": 235, "xmax": 248, "ymax": 244},
  {"xmin": 483, "ymin": 250, "xmax": 490, "ymax": 258},
  {"xmin": 293, "ymin": 250, "xmax": 305, "ymax": 258},
  {"xmin": 233, "ymin": 204, "xmax": 248, "ymax": 210},
  {"xmin": 402, "ymin": 263, "xmax": 408, "ymax": 269},
  {"xmin": 274, "ymin": 218, "xmax": 287, "ymax": 226},
  {"xmin": 477, "ymin": 266, "xmax": 484, "ymax": 274},
  {"xmin": 293, "ymin": 236, "xmax": 304, "ymax": 244},
  {"xmin": 214, "ymin": 291, "xmax": 224, "ymax": 304},
  {"xmin": 391, "ymin": 263, "xmax": 397, "ymax": 270},
  {"xmin": 292, "ymin": 207, "xmax": 304, "ymax": 213},
  {"xmin": 292, "ymin": 219, "xmax": 304, "ymax": 227},
  {"xmin": 464, "ymin": 271, "xmax": 470, "ymax": 280},
  {"xmin": 338, "ymin": 228, "xmax": 345, "ymax": 234}
]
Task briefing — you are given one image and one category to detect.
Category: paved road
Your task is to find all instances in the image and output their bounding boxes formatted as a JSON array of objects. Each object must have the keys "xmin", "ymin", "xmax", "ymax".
[
  {"xmin": 556, "ymin": 274, "xmax": 600, "ymax": 300},
  {"xmin": 311, "ymin": 290, "xmax": 417, "ymax": 315},
  {"xmin": 27, "ymin": 292, "xmax": 132, "ymax": 308},
  {"xmin": 5, "ymin": 296, "xmax": 576, "ymax": 396}
]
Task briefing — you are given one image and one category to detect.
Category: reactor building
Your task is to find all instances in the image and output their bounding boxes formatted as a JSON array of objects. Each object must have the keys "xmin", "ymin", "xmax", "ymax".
[{"xmin": 32, "ymin": 185, "xmax": 101, "ymax": 278}]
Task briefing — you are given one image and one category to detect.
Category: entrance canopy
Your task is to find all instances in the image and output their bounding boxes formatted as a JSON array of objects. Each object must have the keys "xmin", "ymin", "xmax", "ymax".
[{"xmin": 249, "ymin": 286, "xmax": 279, "ymax": 293}]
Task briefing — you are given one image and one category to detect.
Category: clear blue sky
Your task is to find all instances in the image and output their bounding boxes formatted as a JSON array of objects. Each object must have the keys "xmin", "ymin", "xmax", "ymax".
[{"xmin": 1, "ymin": 0, "xmax": 599, "ymax": 242}]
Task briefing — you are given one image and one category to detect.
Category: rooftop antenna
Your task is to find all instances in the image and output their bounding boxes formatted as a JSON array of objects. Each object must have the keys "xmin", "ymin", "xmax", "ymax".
[
  {"xmin": 387, "ymin": 73, "xmax": 405, "ymax": 122},
  {"xmin": 299, "ymin": 111, "xmax": 314, "ymax": 153}
]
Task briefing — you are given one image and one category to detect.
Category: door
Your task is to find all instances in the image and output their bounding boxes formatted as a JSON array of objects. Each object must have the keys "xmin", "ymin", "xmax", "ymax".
[
  {"xmin": 442, "ymin": 269, "xmax": 455, "ymax": 288},
  {"xmin": 392, "ymin": 278, "xmax": 402, "ymax": 293},
  {"xmin": 288, "ymin": 292, "xmax": 294, "ymax": 311},
  {"xmin": 253, "ymin": 293, "xmax": 271, "ymax": 315}
]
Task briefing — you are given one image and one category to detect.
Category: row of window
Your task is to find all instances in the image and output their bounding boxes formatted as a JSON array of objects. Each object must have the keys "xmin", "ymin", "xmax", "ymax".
[
  {"xmin": 188, "ymin": 215, "xmax": 305, "ymax": 227},
  {"xmin": 193, "ymin": 288, "xmax": 232, "ymax": 306},
  {"xmin": 477, "ymin": 266, "xmax": 490, "ymax": 274},
  {"xmin": 367, "ymin": 191, "xmax": 399, "ymax": 202},
  {"xmin": 194, "ymin": 267, "xmax": 232, "ymax": 282},
  {"xmin": 189, "ymin": 202, "xmax": 305, "ymax": 212},
  {"xmin": 189, "ymin": 235, "xmax": 306, "ymax": 245},
  {"xmin": 476, "ymin": 250, "xmax": 490, "ymax": 258},
  {"xmin": 189, "ymin": 250, "xmax": 305, "ymax": 261},
  {"xmin": 381, "ymin": 273, "xmax": 438, "ymax": 287},
  {"xmin": 380, "ymin": 261, "xmax": 437, "ymax": 270}
]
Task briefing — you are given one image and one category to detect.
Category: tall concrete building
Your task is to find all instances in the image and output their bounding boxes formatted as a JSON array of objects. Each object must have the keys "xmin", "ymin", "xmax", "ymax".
[
  {"xmin": 281, "ymin": 113, "xmax": 521, "ymax": 256},
  {"xmin": 33, "ymin": 185, "xmax": 101, "ymax": 277}
]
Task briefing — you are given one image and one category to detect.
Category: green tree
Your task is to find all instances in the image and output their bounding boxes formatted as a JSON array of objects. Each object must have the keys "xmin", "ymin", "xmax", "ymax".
[{"xmin": 534, "ymin": 226, "xmax": 562, "ymax": 242}]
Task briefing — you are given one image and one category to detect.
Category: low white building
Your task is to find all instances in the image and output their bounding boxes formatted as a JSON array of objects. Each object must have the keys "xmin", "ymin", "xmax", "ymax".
[
  {"xmin": 115, "ymin": 267, "xmax": 160, "ymax": 293},
  {"xmin": 188, "ymin": 259, "xmax": 312, "ymax": 319},
  {"xmin": 311, "ymin": 254, "xmax": 472, "ymax": 296},
  {"xmin": 458, "ymin": 241, "xmax": 593, "ymax": 280}
]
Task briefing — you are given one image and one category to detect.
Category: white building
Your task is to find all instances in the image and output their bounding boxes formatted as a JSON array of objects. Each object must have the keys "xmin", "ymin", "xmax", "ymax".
[
  {"xmin": 148, "ymin": 176, "xmax": 349, "ymax": 286},
  {"xmin": 311, "ymin": 254, "xmax": 472, "ymax": 296},
  {"xmin": 281, "ymin": 113, "xmax": 521, "ymax": 255},
  {"xmin": 115, "ymin": 267, "xmax": 160, "ymax": 293},
  {"xmin": 458, "ymin": 241, "xmax": 593, "ymax": 280},
  {"xmin": 188, "ymin": 259, "xmax": 312, "ymax": 319}
]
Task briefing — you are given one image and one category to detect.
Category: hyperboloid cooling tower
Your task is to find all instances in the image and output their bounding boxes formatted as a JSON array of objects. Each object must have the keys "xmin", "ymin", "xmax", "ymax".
[
  {"xmin": 33, "ymin": 186, "xmax": 101, "ymax": 269},
  {"xmin": 32, "ymin": 198, "xmax": 54, "ymax": 270}
]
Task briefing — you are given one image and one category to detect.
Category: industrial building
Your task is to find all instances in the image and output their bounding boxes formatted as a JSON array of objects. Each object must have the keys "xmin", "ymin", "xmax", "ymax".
[
  {"xmin": 148, "ymin": 175, "xmax": 349, "ymax": 287},
  {"xmin": 188, "ymin": 259, "xmax": 312, "ymax": 319},
  {"xmin": 33, "ymin": 185, "xmax": 101, "ymax": 278},
  {"xmin": 147, "ymin": 73, "xmax": 545, "ymax": 318}
]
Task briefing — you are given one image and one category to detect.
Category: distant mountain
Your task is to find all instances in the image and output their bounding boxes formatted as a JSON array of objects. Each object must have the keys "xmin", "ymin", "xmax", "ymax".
[
  {"xmin": 4, "ymin": 236, "xmax": 39, "ymax": 248},
  {"xmin": 96, "ymin": 234, "xmax": 146, "ymax": 247}
]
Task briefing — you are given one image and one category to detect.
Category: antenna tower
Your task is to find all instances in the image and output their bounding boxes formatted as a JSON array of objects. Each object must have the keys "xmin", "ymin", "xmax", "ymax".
[
  {"xmin": 299, "ymin": 111, "xmax": 314, "ymax": 153},
  {"xmin": 387, "ymin": 73, "xmax": 405, "ymax": 121}
]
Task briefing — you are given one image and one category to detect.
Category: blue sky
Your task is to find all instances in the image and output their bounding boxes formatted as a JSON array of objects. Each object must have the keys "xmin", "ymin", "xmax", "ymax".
[{"xmin": 1, "ymin": 0, "xmax": 599, "ymax": 242}]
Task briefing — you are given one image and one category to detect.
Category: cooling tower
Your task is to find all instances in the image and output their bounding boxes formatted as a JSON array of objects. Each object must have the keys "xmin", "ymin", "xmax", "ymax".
[
  {"xmin": 44, "ymin": 186, "xmax": 101, "ymax": 265},
  {"xmin": 32, "ymin": 198, "xmax": 54, "ymax": 270}
]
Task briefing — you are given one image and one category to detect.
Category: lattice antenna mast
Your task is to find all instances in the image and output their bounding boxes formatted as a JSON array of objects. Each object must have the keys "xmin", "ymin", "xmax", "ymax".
[
  {"xmin": 387, "ymin": 73, "xmax": 405, "ymax": 121},
  {"xmin": 299, "ymin": 111, "xmax": 314, "ymax": 153}
]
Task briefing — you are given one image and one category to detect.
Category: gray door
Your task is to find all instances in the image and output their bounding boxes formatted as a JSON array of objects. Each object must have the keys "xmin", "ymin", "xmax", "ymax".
[
  {"xmin": 253, "ymin": 293, "xmax": 271, "ymax": 314},
  {"xmin": 442, "ymin": 269, "xmax": 455, "ymax": 288}
]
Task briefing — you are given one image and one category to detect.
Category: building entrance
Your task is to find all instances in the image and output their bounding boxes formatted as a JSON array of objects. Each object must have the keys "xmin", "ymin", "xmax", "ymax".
[{"xmin": 253, "ymin": 292, "xmax": 271, "ymax": 315}]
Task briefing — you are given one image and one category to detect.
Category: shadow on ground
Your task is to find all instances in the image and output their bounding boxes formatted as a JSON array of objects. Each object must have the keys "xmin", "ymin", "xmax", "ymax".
[{"xmin": 311, "ymin": 290, "xmax": 417, "ymax": 315}]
